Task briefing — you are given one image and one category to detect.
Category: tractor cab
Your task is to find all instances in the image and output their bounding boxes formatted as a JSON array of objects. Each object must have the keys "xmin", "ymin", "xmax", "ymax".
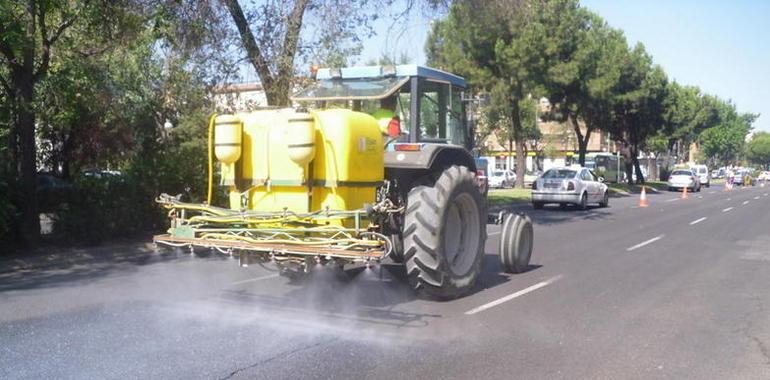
[{"xmin": 292, "ymin": 65, "xmax": 471, "ymax": 150}]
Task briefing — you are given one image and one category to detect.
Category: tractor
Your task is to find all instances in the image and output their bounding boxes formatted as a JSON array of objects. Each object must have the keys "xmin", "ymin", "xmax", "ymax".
[{"xmin": 154, "ymin": 65, "xmax": 533, "ymax": 300}]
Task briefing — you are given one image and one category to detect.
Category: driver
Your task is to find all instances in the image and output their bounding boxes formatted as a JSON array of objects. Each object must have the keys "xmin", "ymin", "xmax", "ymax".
[{"xmin": 371, "ymin": 95, "xmax": 401, "ymax": 138}]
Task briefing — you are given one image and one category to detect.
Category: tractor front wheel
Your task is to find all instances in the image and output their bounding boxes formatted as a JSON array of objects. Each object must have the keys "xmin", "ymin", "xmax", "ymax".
[{"xmin": 403, "ymin": 166, "xmax": 486, "ymax": 300}]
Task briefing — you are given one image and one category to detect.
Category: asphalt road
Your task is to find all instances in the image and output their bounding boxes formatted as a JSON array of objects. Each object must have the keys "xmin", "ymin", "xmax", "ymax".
[{"xmin": 2, "ymin": 184, "xmax": 770, "ymax": 379}]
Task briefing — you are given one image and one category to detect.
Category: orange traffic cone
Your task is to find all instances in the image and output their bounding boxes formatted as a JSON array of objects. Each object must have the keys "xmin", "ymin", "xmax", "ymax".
[
  {"xmin": 639, "ymin": 186, "xmax": 649, "ymax": 207},
  {"xmin": 681, "ymin": 185, "xmax": 688, "ymax": 199}
]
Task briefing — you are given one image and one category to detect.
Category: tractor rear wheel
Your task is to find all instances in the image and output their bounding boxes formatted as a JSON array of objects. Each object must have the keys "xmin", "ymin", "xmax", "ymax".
[{"xmin": 404, "ymin": 165, "xmax": 486, "ymax": 300}]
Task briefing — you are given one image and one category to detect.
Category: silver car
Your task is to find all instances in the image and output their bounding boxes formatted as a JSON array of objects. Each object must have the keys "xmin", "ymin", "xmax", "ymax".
[
  {"xmin": 667, "ymin": 169, "xmax": 700, "ymax": 192},
  {"xmin": 531, "ymin": 167, "xmax": 609, "ymax": 210}
]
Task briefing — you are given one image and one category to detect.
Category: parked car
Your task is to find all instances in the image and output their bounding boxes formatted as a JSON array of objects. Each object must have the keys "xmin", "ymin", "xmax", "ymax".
[
  {"xmin": 474, "ymin": 158, "xmax": 489, "ymax": 197},
  {"xmin": 488, "ymin": 170, "xmax": 516, "ymax": 188},
  {"xmin": 734, "ymin": 169, "xmax": 753, "ymax": 186},
  {"xmin": 667, "ymin": 169, "xmax": 700, "ymax": 192},
  {"xmin": 531, "ymin": 167, "xmax": 609, "ymax": 210},
  {"xmin": 524, "ymin": 171, "xmax": 542, "ymax": 186},
  {"xmin": 689, "ymin": 164, "xmax": 710, "ymax": 187},
  {"xmin": 758, "ymin": 171, "xmax": 770, "ymax": 181}
]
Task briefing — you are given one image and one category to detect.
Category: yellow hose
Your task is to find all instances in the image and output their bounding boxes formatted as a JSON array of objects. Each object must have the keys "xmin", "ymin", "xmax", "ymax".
[{"xmin": 206, "ymin": 113, "xmax": 217, "ymax": 205}]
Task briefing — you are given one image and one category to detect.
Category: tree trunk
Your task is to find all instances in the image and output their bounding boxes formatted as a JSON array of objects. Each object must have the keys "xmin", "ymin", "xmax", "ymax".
[
  {"xmin": 569, "ymin": 113, "xmax": 591, "ymax": 166},
  {"xmin": 224, "ymin": 0, "xmax": 309, "ymax": 107},
  {"xmin": 17, "ymin": 0, "xmax": 40, "ymax": 246},
  {"xmin": 17, "ymin": 97, "xmax": 39, "ymax": 245},
  {"xmin": 508, "ymin": 139, "xmax": 513, "ymax": 173},
  {"xmin": 515, "ymin": 137, "xmax": 526, "ymax": 188},
  {"xmin": 512, "ymin": 101, "xmax": 525, "ymax": 188},
  {"xmin": 632, "ymin": 148, "xmax": 645, "ymax": 184},
  {"xmin": 624, "ymin": 159, "xmax": 633, "ymax": 185},
  {"xmin": 577, "ymin": 137, "xmax": 588, "ymax": 167},
  {"xmin": 264, "ymin": 78, "xmax": 292, "ymax": 107},
  {"xmin": 5, "ymin": 119, "xmax": 18, "ymax": 176},
  {"xmin": 649, "ymin": 155, "xmax": 658, "ymax": 181}
]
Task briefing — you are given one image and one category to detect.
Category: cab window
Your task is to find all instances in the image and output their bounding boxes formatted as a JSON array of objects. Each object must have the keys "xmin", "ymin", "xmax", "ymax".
[{"xmin": 418, "ymin": 80, "xmax": 466, "ymax": 146}]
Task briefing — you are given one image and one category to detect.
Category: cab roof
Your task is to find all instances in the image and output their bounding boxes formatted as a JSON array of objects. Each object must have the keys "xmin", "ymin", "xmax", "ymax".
[{"xmin": 315, "ymin": 65, "xmax": 466, "ymax": 88}]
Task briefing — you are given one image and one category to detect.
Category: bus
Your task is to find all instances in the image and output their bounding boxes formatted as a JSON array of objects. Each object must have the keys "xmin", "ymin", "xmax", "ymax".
[{"xmin": 584, "ymin": 153, "xmax": 625, "ymax": 183}]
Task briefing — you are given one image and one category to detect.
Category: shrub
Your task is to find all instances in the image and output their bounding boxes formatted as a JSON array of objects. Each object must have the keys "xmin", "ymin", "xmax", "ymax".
[{"xmin": 52, "ymin": 174, "xmax": 165, "ymax": 244}]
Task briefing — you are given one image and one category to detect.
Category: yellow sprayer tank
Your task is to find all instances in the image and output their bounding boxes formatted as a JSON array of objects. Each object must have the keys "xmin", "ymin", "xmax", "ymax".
[{"xmin": 215, "ymin": 109, "xmax": 383, "ymax": 221}]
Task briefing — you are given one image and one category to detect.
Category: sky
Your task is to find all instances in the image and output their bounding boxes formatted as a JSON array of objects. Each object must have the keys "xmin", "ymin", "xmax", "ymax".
[{"xmin": 359, "ymin": 0, "xmax": 770, "ymax": 132}]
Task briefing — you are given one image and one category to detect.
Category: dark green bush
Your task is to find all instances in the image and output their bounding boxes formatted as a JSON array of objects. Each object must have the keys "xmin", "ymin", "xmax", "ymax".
[{"xmin": 52, "ymin": 174, "xmax": 164, "ymax": 244}]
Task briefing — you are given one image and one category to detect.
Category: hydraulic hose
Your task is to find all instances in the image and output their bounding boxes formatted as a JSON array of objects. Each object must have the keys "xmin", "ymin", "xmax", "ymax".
[{"xmin": 206, "ymin": 113, "xmax": 217, "ymax": 205}]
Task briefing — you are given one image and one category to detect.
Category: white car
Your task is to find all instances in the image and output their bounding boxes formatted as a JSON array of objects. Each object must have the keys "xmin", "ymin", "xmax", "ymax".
[
  {"xmin": 690, "ymin": 164, "xmax": 710, "ymax": 187},
  {"xmin": 531, "ymin": 167, "xmax": 609, "ymax": 210},
  {"xmin": 524, "ymin": 171, "xmax": 542, "ymax": 186},
  {"xmin": 488, "ymin": 170, "xmax": 516, "ymax": 188},
  {"xmin": 667, "ymin": 169, "xmax": 700, "ymax": 192}
]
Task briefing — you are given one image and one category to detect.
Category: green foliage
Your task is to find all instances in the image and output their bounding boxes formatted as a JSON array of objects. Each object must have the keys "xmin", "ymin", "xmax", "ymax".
[
  {"xmin": 698, "ymin": 102, "xmax": 755, "ymax": 165},
  {"xmin": 745, "ymin": 132, "xmax": 770, "ymax": 168},
  {"xmin": 52, "ymin": 175, "xmax": 161, "ymax": 244},
  {"xmin": 51, "ymin": 109, "xmax": 215, "ymax": 244},
  {"xmin": 427, "ymin": 0, "xmax": 554, "ymax": 185},
  {"xmin": 646, "ymin": 133, "xmax": 669, "ymax": 155}
]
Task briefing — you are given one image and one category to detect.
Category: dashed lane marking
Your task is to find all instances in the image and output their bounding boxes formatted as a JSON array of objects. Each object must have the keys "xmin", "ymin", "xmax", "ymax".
[
  {"xmin": 709, "ymin": 191, "xmax": 716, "ymax": 194},
  {"xmin": 665, "ymin": 198, "xmax": 680, "ymax": 202},
  {"xmin": 755, "ymin": 196, "xmax": 760, "ymax": 200},
  {"xmin": 689, "ymin": 217, "xmax": 707, "ymax": 225},
  {"xmin": 229, "ymin": 274, "xmax": 280, "ymax": 285},
  {"xmin": 743, "ymin": 200, "xmax": 750, "ymax": 205},
  {"xmin": 627, "ymin": 235, "xmax": 665, "ymax": 252},
  {"xmin": 465, "ymin": 275, "xmax": 562, "ymax": 315},
  {"xmin": 723, "ymin": 207, "xmax": 734, "ymax": 212}
]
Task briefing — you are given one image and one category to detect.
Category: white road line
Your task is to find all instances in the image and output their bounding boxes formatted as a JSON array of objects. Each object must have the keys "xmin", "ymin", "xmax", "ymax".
[
  {"xmin": 727, "ymin": 198, "xmax": 732, "ymax": 201},
  {"xmin": 743, "ymin": 200, "xmax": 750, "ymax": 205},
  {"xmin": 689, "ymin": 217, "xmax": 707, "ymax": 225},
  {"xmin": 755, "ymin": 196, "xmax": 760, "ymax": 200},
  {"xmin": 709, "ymin": 191, "xmax": 716, "ymax": 194},
  {"xmin": 465, "ymin": 275, "xmax": 562, "ymax": 315},
  {"xmin": 229, "ymin": 274, "xmax": 279, "ymax": 285},
  {"xmin": 665, "ymin": 198, "xmax": 680, "ymax": 202},
  {"xmin": 626, "ymin": 235, "xmax": 664, "ymax": 252},
  {"xmin": 722, "ymin": 207, "xmax": 734, "ymax": 212},
  {"xmin": 764, "ymin": 193, "xmax": 768, "ymax": 196}
]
